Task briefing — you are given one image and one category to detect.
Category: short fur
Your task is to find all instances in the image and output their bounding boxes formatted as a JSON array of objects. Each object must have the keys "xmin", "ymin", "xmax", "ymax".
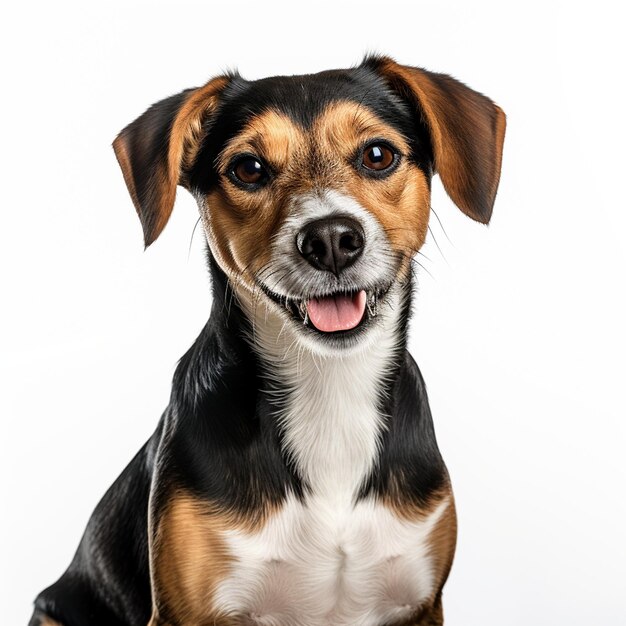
[{"xmin": 31, "ymin": 55, "xmax": 505, "ymax": 626}]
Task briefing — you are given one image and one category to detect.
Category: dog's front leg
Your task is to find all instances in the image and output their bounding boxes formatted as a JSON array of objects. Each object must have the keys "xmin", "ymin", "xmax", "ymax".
[{"xmin": 147, "ymin": 485, "xmax": 244, "ymax": 626}]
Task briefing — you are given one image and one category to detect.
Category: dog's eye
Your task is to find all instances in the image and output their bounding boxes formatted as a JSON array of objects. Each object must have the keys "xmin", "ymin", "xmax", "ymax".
[
  {"xmin": 362, "ymin": 143, "xmax": 396, "ymax": 172},
  {"xmin": 231, "ymin": 156, "xmax": 268, "ymax": 187}
]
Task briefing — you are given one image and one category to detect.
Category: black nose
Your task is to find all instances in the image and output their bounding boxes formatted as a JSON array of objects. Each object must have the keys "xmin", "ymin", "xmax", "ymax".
[{"xmin": 296, "ymin": 217, "xmax": 365, "ymax": 275}]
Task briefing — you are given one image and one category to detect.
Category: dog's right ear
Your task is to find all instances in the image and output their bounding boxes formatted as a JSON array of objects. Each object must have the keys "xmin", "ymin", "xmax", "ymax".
[
  {"xmin": 364, "ymin": 56, "xmax": 506, "ymax": 225},
  {"xmin": 113, "ymin": 75, "xmax": 230, "ymax": 247}
]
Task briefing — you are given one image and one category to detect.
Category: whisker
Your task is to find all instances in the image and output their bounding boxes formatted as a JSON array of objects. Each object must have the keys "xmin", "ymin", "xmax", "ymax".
[
  {"xmin": 188, "ymin": 217, "xmax": 202, "ymax": 260},
  {"xmin": 430, "ymin": 206, "xmax": 452, "ymax": 245},
  {"xmin": 411, "ymin": 258, "xmax": 434, "ymax": 280},
  {"xmin": 427, "ymin": 224, "xmax": 447, "ymax": 263}
]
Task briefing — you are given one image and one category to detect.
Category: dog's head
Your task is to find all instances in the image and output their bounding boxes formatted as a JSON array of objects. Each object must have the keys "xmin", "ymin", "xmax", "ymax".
[{"xmin": 114, "ymin": 56, "xmax": 505, "ymax": 350}]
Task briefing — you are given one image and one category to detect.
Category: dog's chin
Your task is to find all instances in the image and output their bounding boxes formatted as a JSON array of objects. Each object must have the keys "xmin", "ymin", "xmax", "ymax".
[{"xmin": 259, "ymin": 282, "xmax": 393, "ymax": 352}]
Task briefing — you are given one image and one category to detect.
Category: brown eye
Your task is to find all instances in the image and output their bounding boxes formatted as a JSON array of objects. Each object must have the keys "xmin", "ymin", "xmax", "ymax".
[
  {"xmin": 362, "ymin": 143, "xmax": 396, "ymax": 171},
  {"xmin": 231, "ymin": 156, "xmax": 268, "ymax": 186}
]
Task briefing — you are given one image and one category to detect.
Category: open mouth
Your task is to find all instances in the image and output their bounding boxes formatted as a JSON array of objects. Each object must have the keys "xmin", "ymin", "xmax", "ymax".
[
  {"xmin": 307, "ymin": 291, "xmax": 367, "ymax": 332},
  {"xmin": 260, "ymin": 285, "xmax": 390, "ymax": 335}
]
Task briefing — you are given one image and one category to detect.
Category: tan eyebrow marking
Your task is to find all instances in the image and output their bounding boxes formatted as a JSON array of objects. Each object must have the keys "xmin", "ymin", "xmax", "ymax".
[
  {"xmin": 311, "ymin": 101, "xmax": 411, "ymax": 158},
  {"xmin": 217, "ymin": 109, "xmax": 305, "ymax": 173}
]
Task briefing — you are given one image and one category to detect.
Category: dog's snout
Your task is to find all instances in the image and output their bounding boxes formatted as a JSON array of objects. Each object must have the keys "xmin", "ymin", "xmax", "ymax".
[{"xmin": 296, "ymin": 217, "xmax": 364, "ymax": 276}]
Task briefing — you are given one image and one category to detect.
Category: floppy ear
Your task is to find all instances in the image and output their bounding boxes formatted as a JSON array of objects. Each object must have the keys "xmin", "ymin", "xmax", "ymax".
[
  {"xmin": 113, "ymin": 75, "xmax": 230, "ymax": 247},
  {"xmin": 365, "ymin": 56, "xmax": 506, "ymax": 224}
]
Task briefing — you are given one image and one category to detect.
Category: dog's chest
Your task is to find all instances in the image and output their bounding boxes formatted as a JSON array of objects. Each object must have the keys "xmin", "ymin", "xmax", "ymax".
[
  {"xmin": 214, "ymin": 494, "xmax": 448, "ymax": 626},
  {"xmin": 205, "ymin": 301, "xmax": 448, "ymax": 624},
  {"xmin": 211, "ymin": 322, "xmax": 445, "ymax": 625}
]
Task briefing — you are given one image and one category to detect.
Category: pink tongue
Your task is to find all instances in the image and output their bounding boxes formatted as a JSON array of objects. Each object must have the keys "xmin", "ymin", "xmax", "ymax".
[{"xmin": 307, "ymin": 291, "xmax": 367, "ymax": 332}]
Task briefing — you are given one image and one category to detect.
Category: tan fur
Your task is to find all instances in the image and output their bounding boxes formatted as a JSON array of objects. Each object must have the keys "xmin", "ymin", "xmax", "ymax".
[
  {"xmin": 171, "ymin": 76, "xmax": 231, "ymax": 182},
  {"xmin": 375, "ymin": 57, "xmax": 506, "ymax": 224},
  {"xmin": 206, "ymin": 111, "xmax": 307, "ymax": 283},
  {"xmin": 149, "ymin": 491, "xmax": 272, "ymax": 626},
  {"xmin": 414, "ymin": 598, "xmax": 445, "ymax": 626},
  {"xmin": 390, "ymin": 600, "xmax": 443, "ymax": 626},
  {"xmin": 427, "ymin": 492, "xmax": 458, "ymax": 594},
  {"xmin": 383, "ymin": 481, "xmax": 457, "ymax": 612},
  {"xmin": 217, "ymin": 108, "xmax": 306, "ymax": 175},
  {"xmin": 149, "ymin": 494, "xmax": 233, "ymax": 625},
  {"xmin": 112, "ymin": 133, "xmax": 142, "ymax": 221},
  {"xmin": 314, "ymin": 102, "xmax": 431, "ymax": 255},
  {"xmin": 113, "ymin": 75, "xmax": 229, "ymax": 246},
  {"xmin": 206, "ymin": 102, "xmax": 432, "ymax": 289},
  {"xmin": 38, "ymin": 617, "xmax": 65, "ymax": 626}
]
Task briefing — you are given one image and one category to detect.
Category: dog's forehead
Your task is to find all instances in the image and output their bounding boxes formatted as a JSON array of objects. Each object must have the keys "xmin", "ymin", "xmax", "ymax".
[{"xmin": 216, "ymin": 67, "xmax": 413, "ymax": 138}]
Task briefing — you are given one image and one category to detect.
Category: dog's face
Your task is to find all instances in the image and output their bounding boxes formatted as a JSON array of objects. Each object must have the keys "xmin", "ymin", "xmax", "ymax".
[
  {"xmin": 191, "ymin": 68, "xmax": 435, "ymax": 348},
  {"xmin": 114, "ymin": 57, "xmax": 505, "ymax": 349}
]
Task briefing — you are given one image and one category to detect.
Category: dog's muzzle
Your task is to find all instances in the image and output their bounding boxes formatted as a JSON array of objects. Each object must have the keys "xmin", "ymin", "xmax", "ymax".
[
  {"xmin": 257, "ymin": 191, "xmax": 398, "ymax": 338},
  {"xmin": 293, "ymin": 216, "xmax": 366, "ymax": 332}
]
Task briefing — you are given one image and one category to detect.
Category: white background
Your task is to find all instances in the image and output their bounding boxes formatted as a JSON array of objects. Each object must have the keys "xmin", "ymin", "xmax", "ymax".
[{"xmin": 2, "ymin": 1, "xmax": 625, "ymax": 624}]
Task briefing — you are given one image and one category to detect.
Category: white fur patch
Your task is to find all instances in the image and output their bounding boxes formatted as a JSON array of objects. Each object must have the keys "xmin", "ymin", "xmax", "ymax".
[
  {"xmin": 259, "ymin": 189, "xmax": 398, "ymax": 303},
  {"xmin": 214, "ymin": 496, "xmax": 449, "ymax": 626}
]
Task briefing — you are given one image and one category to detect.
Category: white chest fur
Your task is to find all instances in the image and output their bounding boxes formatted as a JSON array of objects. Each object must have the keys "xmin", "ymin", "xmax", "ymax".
[
  {"xmin": 212, "ymin": 290, "xmax": 448, "ymax": 625},
  {"xmin": 214, "ymin": 494, "xmax": 449, "ymax": 626}
]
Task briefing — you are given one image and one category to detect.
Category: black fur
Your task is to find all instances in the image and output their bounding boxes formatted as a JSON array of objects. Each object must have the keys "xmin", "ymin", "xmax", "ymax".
[{"xmin": 359, "ymin": 281, "xmax": 448, "ymax": 506}]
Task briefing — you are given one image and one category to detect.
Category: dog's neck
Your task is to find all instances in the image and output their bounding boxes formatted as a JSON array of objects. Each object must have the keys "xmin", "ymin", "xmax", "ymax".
[
  {"xmin": 170, "ymin": 257, "xmax": 444, "ymax": 509},
  {"xmin": 231, "ymin": 269, "xmax": 408, "ymax": 499}
]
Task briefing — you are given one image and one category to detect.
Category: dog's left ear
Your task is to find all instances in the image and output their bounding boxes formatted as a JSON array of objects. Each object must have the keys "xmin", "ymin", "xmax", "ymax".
[
  {"xmin": 113, "ymin": 75, "xmax": 230, "ymax": 247},
  {"xmin": 365, "ymin": 56, "xmax": 506, "ymax": 224}
]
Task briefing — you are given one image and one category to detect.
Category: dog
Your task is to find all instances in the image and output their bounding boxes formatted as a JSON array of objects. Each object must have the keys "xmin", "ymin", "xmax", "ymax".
[{"xmin": 30, "ymin": 55, "xmax": 505, "ymax": 626}]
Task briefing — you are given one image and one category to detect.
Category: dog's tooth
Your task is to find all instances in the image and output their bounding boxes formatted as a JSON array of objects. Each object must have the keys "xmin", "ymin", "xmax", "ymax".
[
  {"xmin": 364, "ymin": 291, "xmax": 377, "ymax": 318},
  {"xmin": 298, "ymin": 301, "xmax": 307, "ymax": 320}
]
